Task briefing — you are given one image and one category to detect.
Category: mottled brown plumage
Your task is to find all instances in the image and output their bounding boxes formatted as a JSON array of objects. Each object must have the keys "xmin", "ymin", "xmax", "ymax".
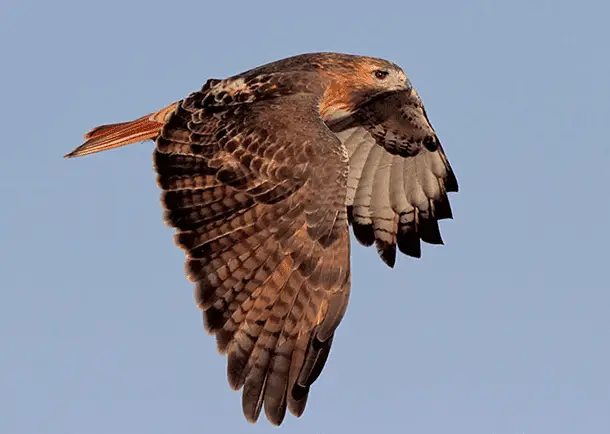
[{"xmin": 65, "ymin": 52, "xmax": 458, "ymax": 425}]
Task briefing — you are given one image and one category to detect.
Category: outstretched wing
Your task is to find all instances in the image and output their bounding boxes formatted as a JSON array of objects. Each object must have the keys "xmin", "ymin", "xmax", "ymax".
[
  {"xmin": 329, "ymin": 89, "xmax": 458, "ymax": 267},
  {"xmin": 154, "ymin": 73, "xmax": 350, "ymax": 425}
]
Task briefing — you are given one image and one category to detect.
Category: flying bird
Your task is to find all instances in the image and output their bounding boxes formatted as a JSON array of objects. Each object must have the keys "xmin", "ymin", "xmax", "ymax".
[{"xmin": 65, "ymin": 52, "xmax": 458, "ymax": 425}]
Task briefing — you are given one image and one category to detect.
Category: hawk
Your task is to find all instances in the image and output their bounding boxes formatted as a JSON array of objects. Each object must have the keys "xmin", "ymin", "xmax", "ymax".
[{"xmin": 65, "ymin": 52, "xmax": 458, "ymax": 425}]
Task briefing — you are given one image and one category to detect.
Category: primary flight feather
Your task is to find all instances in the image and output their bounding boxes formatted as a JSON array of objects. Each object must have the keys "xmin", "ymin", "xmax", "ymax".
[{"xmin": 65, "ymin": 52, "xmax": 458, "ymax": 426}]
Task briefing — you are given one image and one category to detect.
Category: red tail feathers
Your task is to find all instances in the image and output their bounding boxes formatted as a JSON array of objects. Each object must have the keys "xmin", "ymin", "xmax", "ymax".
[{"xmin": 64, "ymin": 102, "xmax": 178, "ymax": 158}]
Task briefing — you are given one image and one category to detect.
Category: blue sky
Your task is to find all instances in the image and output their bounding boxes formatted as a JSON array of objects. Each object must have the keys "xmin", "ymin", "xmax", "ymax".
[{"xmin": 1, "ymin": 0, "xmax": 609, "ymax": 433}]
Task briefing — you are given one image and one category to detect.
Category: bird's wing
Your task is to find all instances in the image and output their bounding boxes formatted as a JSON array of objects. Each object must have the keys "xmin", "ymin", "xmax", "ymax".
[
  {"xmin": 155, "ymin": 72, "xmax": 350, "ymax": 425},
  {"xmin": 329, "ymin": 89, "xmax": 458, "ymax": 267}
]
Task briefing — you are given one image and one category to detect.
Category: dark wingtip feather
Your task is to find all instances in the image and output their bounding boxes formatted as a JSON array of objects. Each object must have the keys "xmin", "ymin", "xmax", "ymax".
[
  {"xmin": 375, "ymin": 239, "xmax": 396, "ymax": 267},
  {"xmin": 419, "ymin": 218, "xmax": 444, "ymax": 245},
  {"xmin": 352, "ymin": 222, "xmax": 375, "ymax": 246},
  {"xmin": 288, "ymin": 333, "xmax": 335, "ymax": 420},
  {"xmin": 347, "ymin": 206, "xmax": 375, "ymax": 246},
  {"xmin": 397, "ymin": 227, "xmax": 421, "ymax": 258},
  {"xmin": 434, "ymin": 195, "xmax": 454, "ymax": 220},
  {"xmin": 288, "ymin": 393, "xmax": 308, "ymax": 418},
  {"xmin": 301, "ymin": 336, "xmax": 333, "ymax": 387},
  {"xmin": 445, "ymin": 170, "xmax": 459, "ymax": 193}
]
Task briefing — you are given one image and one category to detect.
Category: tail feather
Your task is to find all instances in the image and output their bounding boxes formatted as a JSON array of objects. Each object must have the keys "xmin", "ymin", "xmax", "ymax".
[{"xmin": 64, "ymin": 102, "xmax": 178, "ymax": 158}]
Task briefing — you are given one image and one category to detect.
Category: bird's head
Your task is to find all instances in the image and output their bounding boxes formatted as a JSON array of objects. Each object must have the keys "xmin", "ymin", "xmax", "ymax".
[
  {"xmin": 317, "ymin": 54, "xmax": 413, "ymax": 121},
  {"xmin": 352, "ymin": 57, "xmax": 411, "ymax": 96}
]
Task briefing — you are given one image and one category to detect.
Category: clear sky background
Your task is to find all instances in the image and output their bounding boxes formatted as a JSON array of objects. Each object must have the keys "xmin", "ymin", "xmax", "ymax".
[{"xmin": 1, "ymin": 1, "xmax": 609, "ymax": 433}]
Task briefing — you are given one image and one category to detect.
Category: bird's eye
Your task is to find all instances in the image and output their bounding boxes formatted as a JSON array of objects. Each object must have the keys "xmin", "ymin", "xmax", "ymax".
[{"xmin": 374, "ymin": 70, "xmax": 389, "ymax": 80}]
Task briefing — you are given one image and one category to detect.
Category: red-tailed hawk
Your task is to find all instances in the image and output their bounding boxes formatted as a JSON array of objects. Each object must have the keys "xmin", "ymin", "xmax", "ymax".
[{"xmin": 65, "ymin": 52, "xmax": 458, "ymax": 425}]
